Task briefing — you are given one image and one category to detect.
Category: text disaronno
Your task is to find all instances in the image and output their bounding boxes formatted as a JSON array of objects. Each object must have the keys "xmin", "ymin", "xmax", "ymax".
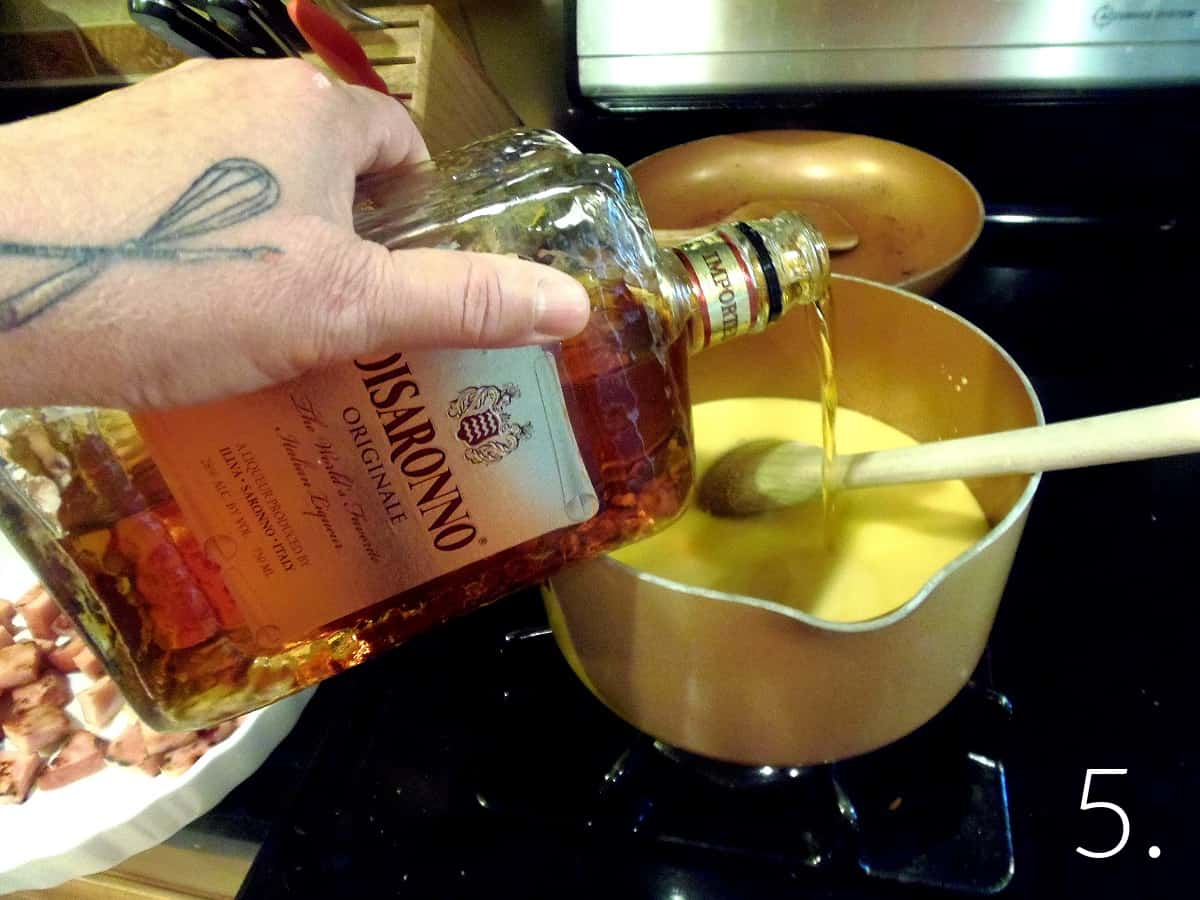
[
  {"xmin": 132, "ymin": 342, "xmax": 592, "ymax": 644},
  {"xmin": 346, "ymin": 352, "xmax": 479, "ymax": 553}
]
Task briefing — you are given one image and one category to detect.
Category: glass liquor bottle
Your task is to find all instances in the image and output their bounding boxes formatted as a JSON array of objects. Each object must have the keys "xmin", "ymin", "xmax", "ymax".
[{"xmin": 0, "ymin": 130, "xmax": 830, "ymax": 729}]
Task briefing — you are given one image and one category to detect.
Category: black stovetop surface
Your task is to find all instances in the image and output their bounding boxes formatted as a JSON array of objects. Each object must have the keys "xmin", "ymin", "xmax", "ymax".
[{"xmin": 227, "ymin": 201, "xmax": 1200, "ymax": 899}]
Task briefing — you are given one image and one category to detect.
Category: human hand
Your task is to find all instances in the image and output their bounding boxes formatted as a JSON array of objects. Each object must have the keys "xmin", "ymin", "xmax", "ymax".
[{"xmin": 0, "ymin": 58, "xmax": 590, "ymax": 411}]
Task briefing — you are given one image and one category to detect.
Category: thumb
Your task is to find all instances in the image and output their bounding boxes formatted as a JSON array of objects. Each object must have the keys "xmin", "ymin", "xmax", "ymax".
[{"xmin": 324, "ymin": 243, "xmax": 592, "ymax": 352}]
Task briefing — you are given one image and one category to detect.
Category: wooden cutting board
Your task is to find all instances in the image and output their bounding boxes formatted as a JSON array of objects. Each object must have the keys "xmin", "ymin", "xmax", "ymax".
[{"xmin": 11, "ymin": 835, "xmax": 258, "ymax": 900}]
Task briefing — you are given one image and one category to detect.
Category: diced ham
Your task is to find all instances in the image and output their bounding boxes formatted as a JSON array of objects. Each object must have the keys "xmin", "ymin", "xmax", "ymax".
[
  {"xmin": 138, "ymin": 753, "xmax": 164, "ymax": 777},
  {"xmin": 2, "ymin": 704, "xmax": 71, "ymax": 753},
  {"xmin": 0, "ymin": 642, "xmax": 42, "ymax": 690},
  {"xmin": 115, "ymin": 512, "xmax": 221, "ymax": 650},
  {"xmin": 0, "ymin": 750, "xmax": 42, "ymax": 804},
  {"xmin": 74, "ymin": 645, "xmax": 106, "ymax": 680},
  {"xmin": 107, "ymin": 721, "xmax": 148, "ymax": 766},
  {"xmin": 0, "ymin": 628, "xmax": 12, "ymax": 649},
  {"xmin": 160, "ymin": 504, "xmax": 244, "ymax": 629},
  {"xmin": 140, "ymin": 722, "xmax": 199, "ymax": 755},
  {"xmin": 0, "ymin": 599, "xmax": 16, "ymax": 632},
  {"xmin": 51, "ymin": 614, "xmax": 75, "ymax": 637},
  {"xmin": 11, "ymin": 670, "xmax": 71, "ymax": 711},
  {"xmin": 48, "ymin": 637, "xmax": 85, "ymax": 673},
  {"xmin": 78, "ymin": 676, "xmax": 123, "ymax": 728},
  {"xmin": 20, "ymin": 589, "xmax": 61, "ymax": 640},
  {"xmin": 161, "ymin": 740, "xmax": 209, "ymax": 775},
  {"xmin": 37, "ymin": 730, "xmax": 108, "ymax": 790}
]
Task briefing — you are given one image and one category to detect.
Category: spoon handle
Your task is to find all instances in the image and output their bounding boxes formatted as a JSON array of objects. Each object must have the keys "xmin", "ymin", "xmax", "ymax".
[{"xmin": 838, "ymin": 397, "xmax": 1200, "ymax": 489}]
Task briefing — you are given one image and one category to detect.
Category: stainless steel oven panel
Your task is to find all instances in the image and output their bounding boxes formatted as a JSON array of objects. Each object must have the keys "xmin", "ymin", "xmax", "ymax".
[{"xmin": 575, "ymin": 0, "xmax": 1200, "ymax": 99}]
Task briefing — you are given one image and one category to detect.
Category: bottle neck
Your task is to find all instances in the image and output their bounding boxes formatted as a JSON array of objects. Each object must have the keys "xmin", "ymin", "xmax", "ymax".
[{"xmin": 657, "ymin": 214, "xmax": 831, "ymax": 354}]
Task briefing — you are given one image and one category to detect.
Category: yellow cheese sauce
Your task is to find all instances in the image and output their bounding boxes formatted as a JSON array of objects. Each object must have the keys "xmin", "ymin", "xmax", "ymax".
[{"xmin": 611, "ymin": 397, "xmax": 990, "ymax": 623}]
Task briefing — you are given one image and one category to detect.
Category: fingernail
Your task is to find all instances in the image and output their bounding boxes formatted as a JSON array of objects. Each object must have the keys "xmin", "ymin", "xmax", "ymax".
[{"xmin": 534, "ymin": 277, "xmax": 590, "ymax": 339}]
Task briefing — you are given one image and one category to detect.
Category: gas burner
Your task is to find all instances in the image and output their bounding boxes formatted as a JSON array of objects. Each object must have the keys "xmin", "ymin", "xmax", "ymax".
[
  {"xmin": 590, "ymin": 734, "xmax": 859, "ymax": 870},
  {"xmin": 646, "ymin": 741, "xmax": 833, "ymax": 790},
  {"xmin": 473, "ymin": 626, "xmax": 1015, "ymax": 894}
]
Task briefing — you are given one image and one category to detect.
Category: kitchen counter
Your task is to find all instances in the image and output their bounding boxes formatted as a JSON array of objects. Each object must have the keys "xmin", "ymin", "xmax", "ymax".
[{"xmin": 16, "ymin": 832, "xmax": 258, "ymax": 900}]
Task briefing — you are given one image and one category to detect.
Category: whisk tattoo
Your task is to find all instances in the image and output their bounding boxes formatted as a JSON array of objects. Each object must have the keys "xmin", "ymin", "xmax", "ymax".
[{"xmin": 1, "ymin": 158, "xmax": 282, "ymax": 330}]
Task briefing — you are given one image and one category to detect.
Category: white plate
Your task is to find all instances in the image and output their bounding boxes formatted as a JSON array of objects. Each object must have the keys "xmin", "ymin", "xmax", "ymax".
[{"xmin": 0, "ymin": 533, "xmax": 314, "ymax": 894}]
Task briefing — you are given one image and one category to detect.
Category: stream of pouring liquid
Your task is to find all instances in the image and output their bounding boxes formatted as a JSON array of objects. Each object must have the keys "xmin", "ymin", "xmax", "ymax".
[{"xmin": 813, "ymin": 293, "xmax": 838, "ymax": 545}]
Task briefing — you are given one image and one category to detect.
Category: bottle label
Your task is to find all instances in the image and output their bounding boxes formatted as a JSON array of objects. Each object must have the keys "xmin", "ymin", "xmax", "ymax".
[
  {"xmin": 134, "ymin": 347, "xmax": 598, "ymax": 647},
  {"xmin": 671, "ymin": 229, "xmax": 759, "ymax": 349}
]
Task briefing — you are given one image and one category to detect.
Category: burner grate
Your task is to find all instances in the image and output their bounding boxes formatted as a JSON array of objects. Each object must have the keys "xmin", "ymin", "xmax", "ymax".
[{"xmin": 473, "ymin": 625, "xmax": 1015, "ymax": 894}]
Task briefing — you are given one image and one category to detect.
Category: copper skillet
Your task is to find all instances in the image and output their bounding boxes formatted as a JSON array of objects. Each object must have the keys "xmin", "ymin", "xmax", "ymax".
[{"xmin": 630, "ymin": 130, "xmax": 985, "ymax": 296}]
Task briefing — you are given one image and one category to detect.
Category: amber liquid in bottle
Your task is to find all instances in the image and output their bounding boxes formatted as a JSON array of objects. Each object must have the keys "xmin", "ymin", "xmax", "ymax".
[{"xmin": 10, "ymin": 282, "xmax": 690, "ymax": 728}]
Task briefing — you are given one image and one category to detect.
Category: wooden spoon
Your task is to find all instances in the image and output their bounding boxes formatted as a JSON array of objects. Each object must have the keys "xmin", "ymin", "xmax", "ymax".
[
  {"xmin": 697, "ymin": 398, "xmax": 1200, "ymax": 517},
  {"xmin": 653, "ymin": 199, "xmax": 860, "ymax": 252}
]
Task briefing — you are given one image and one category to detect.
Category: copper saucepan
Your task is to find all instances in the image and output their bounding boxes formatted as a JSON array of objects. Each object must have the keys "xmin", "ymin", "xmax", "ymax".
[
  {"xmin": 544, "ymin": 276, "xmax": 1042, "ymax": 767},
  {"xmin": 630, "ymin": 130, "xmax": 985, "ymax": 295}
]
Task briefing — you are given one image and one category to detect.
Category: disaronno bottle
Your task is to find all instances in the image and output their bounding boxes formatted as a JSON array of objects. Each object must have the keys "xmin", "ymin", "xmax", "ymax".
[{"xmin": 0, "ymin": 130, "xmax": 829, "ymax": 728}]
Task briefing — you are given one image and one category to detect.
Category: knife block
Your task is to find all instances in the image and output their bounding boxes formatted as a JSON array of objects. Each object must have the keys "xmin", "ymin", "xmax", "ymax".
[
  {"xmin": 303, "ymin": 4, "xmax": 522, "ymax": 154},
  {"xmin": 0, "ymin": 4, "xmax": 520, "ymax": 157}
]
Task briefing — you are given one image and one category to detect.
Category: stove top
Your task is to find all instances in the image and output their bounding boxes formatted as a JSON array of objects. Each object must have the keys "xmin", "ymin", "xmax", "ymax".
[
  {"xmin": 476, "ymin": 624, "xmax": 1016, "ymax": 894},
  {"xmin": 236, "ymin": 214, "xmax": 1199, "ymax": 898}
]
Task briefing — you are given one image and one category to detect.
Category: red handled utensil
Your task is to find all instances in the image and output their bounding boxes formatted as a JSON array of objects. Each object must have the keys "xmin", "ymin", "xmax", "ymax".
[{"xmin": 287, "ymin": 0, "xmax": 390, "ymax": 94}]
